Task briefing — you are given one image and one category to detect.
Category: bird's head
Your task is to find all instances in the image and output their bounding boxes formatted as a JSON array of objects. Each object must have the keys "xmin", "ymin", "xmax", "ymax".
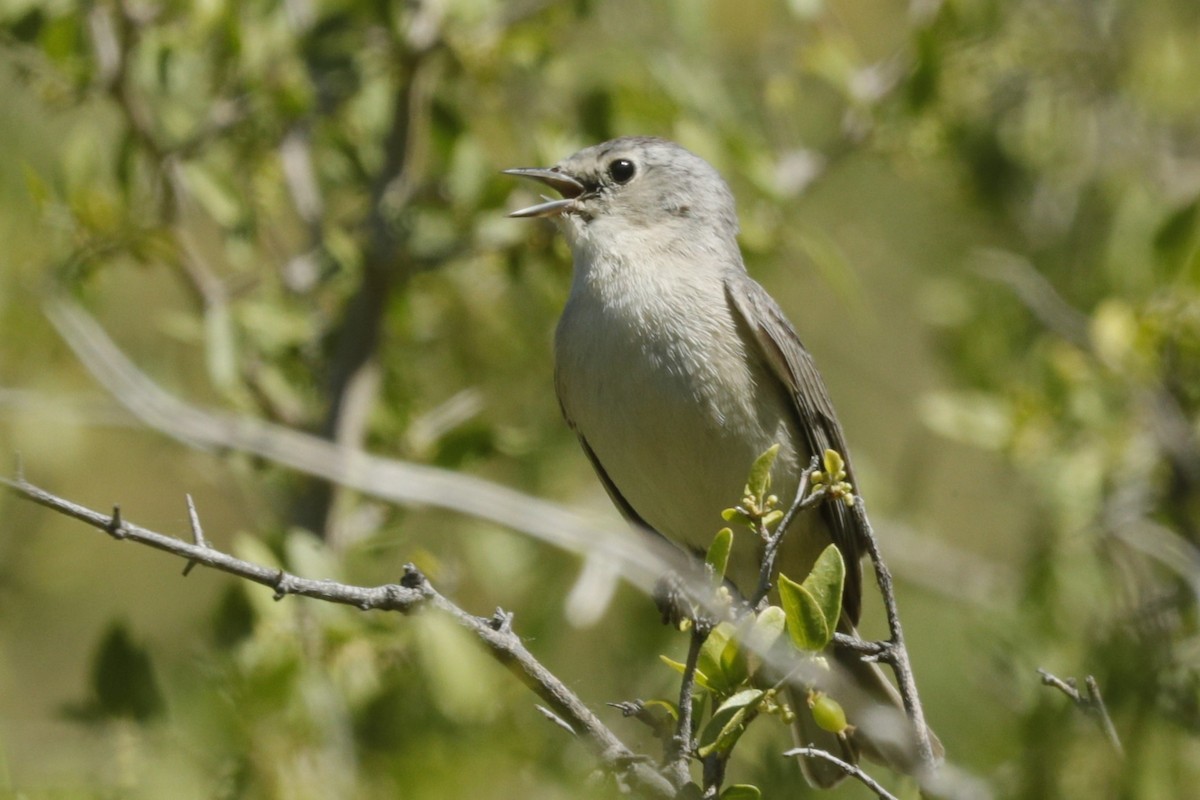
[{"xmin": 505, "ymin": 137, "xmax": 740, "ymax": 245}]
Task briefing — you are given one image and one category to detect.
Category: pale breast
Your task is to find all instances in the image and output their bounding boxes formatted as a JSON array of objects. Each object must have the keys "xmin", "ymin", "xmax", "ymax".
[{"xmin": 554, "ymin": 246, "xmax": 804, "ymax": 572}]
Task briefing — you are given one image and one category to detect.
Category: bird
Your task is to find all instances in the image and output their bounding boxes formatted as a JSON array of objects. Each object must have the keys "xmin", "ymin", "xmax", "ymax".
[{"xmin": 505, "ymin": 136, "xmax": 933, "ymax": 787}]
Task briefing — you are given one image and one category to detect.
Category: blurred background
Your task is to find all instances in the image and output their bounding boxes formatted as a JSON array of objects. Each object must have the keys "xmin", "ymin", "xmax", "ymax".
[{"xmin": 1, "ymin": 0, "xmax": 1198, "ymax": 797}]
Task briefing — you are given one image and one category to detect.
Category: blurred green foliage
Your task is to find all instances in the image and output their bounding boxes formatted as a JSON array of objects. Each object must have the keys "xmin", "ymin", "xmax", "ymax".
[{"xmin": 1, "ymin": 0, "xmax": 1199, "ymax": 797}]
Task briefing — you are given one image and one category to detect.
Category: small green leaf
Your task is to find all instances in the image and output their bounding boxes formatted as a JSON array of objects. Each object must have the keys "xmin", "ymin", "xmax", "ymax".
[
  {"xmin": 745, "ymin": 444, "xmax": 780, "ymax": 501},
  {"xmin": 722, "ymin": 507, "xmax": 750, "ymax": 523},
  {"xmin": 746, "ymin": 605, "xmax": 787, "ymax": 673},
  {"xmin": 721, "ymin": 785, "xmax": 763, "ymax": 800},
  {"xmin": 822, "ymin": 449, "xmax": 846, "ymax": 480},
  {"xmin": 659, "ymin": 655, "xmax": 687, "ymax": 674},
  {"xmin": 720, "ymin": 629, "xmax": 749, "ymax": 689},
  {"xmin": 801, "ymin": 544, "xmax": 845, "ymax": 638},
  {"xmin": 706, "ymin": 527, "xmax": 734, "ymax": 582},
  {"xmin": 779, "ymin": 575, "xmax": 829, "ymax": 651},
  {"xmin": 697, "ymin": 688, "xmax": 764, "ymax": 757},
  {"xmin": 698, "ymin": 623, "xmax": 737, "ymax": 693},
  {"xmin": 643, "ymin": 698, "xmax": 679, "ymax": 722}
]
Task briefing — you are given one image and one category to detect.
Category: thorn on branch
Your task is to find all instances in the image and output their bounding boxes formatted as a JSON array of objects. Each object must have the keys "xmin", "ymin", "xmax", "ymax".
[
  {"xmin": 107, "ymin": 505, "xmax": 127, "ymax": 539},
  {"xmin": 182, "ymin": 493, "xmax": 208, "ymax": 576},
  {"xmin": 272, "ymin": 569, "xmax": 290, "ymax": 600},
  {"xmin": 608, "ymin": 699, "xmax": 676, "ymax": 742},
  {"xmin": 14, "ymin": 452, "xmax": 25, "ymax": 483},
  {"xmin": 490, "ymin": 608, "xmax": 515, "ymax": 633},
  {"xmin": 609, "ymin": 700, "xmax": 643, "ymax": 718},
  {"xmin": 400, "ymin": 563, "xmax": 425, "ymax": 589},
  {"xmin": 537, "ymin": 704, "xmax": 578, "ymax": 735}
]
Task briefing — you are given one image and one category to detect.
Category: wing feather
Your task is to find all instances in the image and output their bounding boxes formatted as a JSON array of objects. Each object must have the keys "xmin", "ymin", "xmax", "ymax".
[{"xmin": 726, "ymin": 273, "xmax": 865, "ymax": 625}]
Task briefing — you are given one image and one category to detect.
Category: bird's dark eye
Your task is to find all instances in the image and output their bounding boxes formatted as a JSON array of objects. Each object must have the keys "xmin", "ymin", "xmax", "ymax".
[{"xmin": 607, "ymin": 158, "xmax": 636, "ymax": 184}]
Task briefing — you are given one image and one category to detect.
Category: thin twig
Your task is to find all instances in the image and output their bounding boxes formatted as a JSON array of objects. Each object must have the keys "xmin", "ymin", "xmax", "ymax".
[
  {"xmin": 301, "ymin": 35, "xmax": 444, "ymax": 541},
  {"xmin": 752, "ymin": 455, "xmax": 823, "ymax": 607},
  {"xmin": 853, "ymin": 498, "xmax": 937, "ymax": 771},
  {"xmin": 1084, "ymin": 676, "xmax": 1123, "ymax": 757},
  {"xmin": 668, "ymin": 621, "xmax": 711, "ymax": 787},
  {"xmin": 1037, "ymin": 669, "xmax": 1124, "ymax": 757},
  {"xmin": 42, "ymin": 297, "xmax": 687, "ymax": 598},
  {"xmin": 974, "ymin": 250, "xmax": 1090, "ymax": 347},
  {"xmin": 2, "ymin": 473, "xmax": 675, "ymax": 798},
  {"xmin": 782, "ymin": 747, "xmax": 900, "ymax": 800}
]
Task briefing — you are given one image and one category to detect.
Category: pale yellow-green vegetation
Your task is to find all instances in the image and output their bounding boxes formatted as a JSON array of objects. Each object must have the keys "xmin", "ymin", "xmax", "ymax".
[{"xmin": 1, "ymin": 1, "xmax": 1198, "ymax": 797}]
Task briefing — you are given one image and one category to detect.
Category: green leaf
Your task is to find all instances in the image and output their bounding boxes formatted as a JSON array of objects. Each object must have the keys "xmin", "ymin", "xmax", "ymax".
[
  {"xmin": 822, "ymin": 449, "xmax": 846, "ymax": 481},
  {"xmin": 745, "ymin": 444, "xmax": 780, "ymax": 501},
  {"xmin": 706, "ymin": 527, "xmax": 733, "ymax": 582},
  {"xmin": 779, "ymin": 574, "xmax": 829, "ymax": 651},
  {"xmin": 720, "ymin": 628, "xmax": 749, "ymax": 689},
  {"xmin": 697, "ymin": 623, "xmax": 735, "ymax": 693},
  {"xmin": 722, "ymin": 507, "xmax": 749, "ymax": 523},
  {"xmin": 39, "ymin": 13, "xmax": 83, "ymax": 65},
  {"xmin": 87, "ymin": 622, "xmax": 164, "ymax": 721},
  {"xmin": 801, "ymin": 544, "xmax": 845, "ymax": 639},
  {"xmin": 1153, "ymin": 196, "xmax": 1199, "ymax": 257},
  {"xmin": 746, "ymin": 605, "xmax": 787, "ymax": 673},
  {"xmin": 697, "ymin": 688, "xmax": 764, "ymax": 757},
  {"xmin": 721, "ymin": 785, "xmax": 763, "ymax": 800},
  {"xmin": 642, "ymin": 698, "xmax": 679, "ymax": 722}
]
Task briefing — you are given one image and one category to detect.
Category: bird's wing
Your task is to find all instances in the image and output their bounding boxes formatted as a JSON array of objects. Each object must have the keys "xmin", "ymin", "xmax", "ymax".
[
  {"xmin": 725, "ymin": 272, "xmax": 865, "ymax": 625},
  {"xmin": 553, "ymin": 370, "xmax": 660, "ymax": 536},
  {"xmin": 576, "ymin": 430, "xmax": 658, "ymax": 533}
]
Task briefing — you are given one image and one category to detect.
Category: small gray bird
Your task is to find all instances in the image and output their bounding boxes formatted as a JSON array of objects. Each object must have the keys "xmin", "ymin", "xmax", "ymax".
[{"xmin": 507, "ymin": 136, "xmax": 930, "ymax": 787}]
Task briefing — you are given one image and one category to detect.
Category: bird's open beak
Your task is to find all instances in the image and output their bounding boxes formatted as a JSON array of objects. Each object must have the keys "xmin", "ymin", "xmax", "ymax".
[{"xmin": 503, "ymin": 168, "xmax": 586, "ymax": 218}]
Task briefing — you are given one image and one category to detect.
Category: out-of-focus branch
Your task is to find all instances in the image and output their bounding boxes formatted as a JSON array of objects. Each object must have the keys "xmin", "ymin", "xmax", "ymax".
[
  {"xmin": 299, "ymin": 31, "xmax": 444, "ymax": 541},
  {"xmin": 973, "ymin": 249, "xmax": 1090, "ymax": 347},
  {"xmin": 2, "ymin": 473, "xmax": 675, "ymax": 799},
  {"xmin": 42, "ymin": 296, "xmax": 680, "ymax": 596},
  {"xmin": 1037, "ymin": 669, "xmax": 1124, "ymax": 757}
]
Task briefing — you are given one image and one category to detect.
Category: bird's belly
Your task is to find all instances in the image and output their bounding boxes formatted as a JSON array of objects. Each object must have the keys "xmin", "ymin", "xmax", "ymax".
[{"xmin": 557, "ymin": 302, "xmax": 803, "ymax": 569}]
